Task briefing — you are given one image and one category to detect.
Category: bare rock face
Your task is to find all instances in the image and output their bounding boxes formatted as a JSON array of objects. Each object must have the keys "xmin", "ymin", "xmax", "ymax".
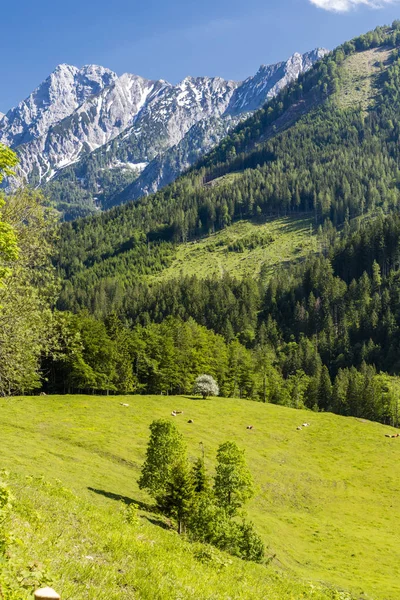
[
  {"xmin": 0, "ymin": 48, "xmax": 329, "ymax": 214},
  {"xmin": 1, "ymin": 66, "xmax": 166, "ymax": 185},
  {"xmin": 0, "ymin": 64, "xmax": 117, "ymax": 147},
  {"xmin": 226, "ymin": 49, "xmax": 328, "ymax": 116}
]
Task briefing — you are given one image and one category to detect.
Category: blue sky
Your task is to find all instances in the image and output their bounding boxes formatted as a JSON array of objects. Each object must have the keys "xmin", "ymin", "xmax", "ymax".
[{"xmin": 2, "ymin": 0, "xmax": 400, "ymax": 112}]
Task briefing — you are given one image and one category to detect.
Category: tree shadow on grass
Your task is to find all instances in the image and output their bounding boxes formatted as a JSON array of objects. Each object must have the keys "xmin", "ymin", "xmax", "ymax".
[
  {"xmin": 88, "ymin": 487, "xmax": 174, "ymax": 531},
  {"xmin": 144, "ymin": 516, "xmax": 173, "ymax": 530},
  {"xmin": 87, "ymin": 487, "xmax": 155, "ymax": 512}
]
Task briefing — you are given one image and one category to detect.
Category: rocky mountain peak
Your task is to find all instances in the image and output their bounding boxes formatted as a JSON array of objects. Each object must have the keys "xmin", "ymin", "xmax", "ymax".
[
  {"xmin": 0, "ymin": 63, "xmax": 118, "ymax": 148},
  {"xmin": 0, "ymin": 48, "xmax": 328, "ymax": 214},
  {"xmin": 227, "ymin": 48, "xmax": 329, "ymax": 116}
]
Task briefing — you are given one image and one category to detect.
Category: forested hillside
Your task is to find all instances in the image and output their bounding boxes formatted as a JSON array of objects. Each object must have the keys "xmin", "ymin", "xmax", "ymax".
[
  {"xmin": 2, "ymin": 24, "xmax": 400, "ymax": 428},
  {"xmin": 57, "ymin": 23, "xmax": 400, "ymax": 284}
]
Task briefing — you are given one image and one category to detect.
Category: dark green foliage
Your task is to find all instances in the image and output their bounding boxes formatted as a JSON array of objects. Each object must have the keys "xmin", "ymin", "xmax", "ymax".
[
  {"xmin": 192, "ymin": 457, "xmax": 210, "ymax": 493},
  {"xmin": 227, "ymin": 231, "xmax": 274, "ymax": 253},
  {"xmin": 43, "ymin": 311, "xmax": 135, "ymax": 394},
  {"xmin": 158, "ymin": 460, "xmax": 195, "ymax": 533},
  {"xmin": 187, "ymin": 494, "xmax": 264, "ymax": 563},
  {"xmin": 139, "ymin": 425, "xmax": 264, "ymax": 561},
  {"xmin": 235, "ymin": 520, "xmax": 265, "ymax": 563}
]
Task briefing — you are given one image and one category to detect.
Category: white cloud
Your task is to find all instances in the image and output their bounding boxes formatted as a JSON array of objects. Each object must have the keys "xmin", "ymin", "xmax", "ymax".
[{"xmin": 310, "ymin": 0, "xmax": 396, "ymax": 11}]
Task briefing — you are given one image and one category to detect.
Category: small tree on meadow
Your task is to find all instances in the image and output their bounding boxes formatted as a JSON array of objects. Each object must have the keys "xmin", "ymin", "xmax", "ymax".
[
  {"xmin": 192, "ymin": 456, "xmax": 210, "ymax": 493},
  {"xmin": 138, "ymin": 419, "xmax": 186, "ymax": 503},
  {"xmin": 193, "ymin": 374, "xmax": 219, "ymax": 399},
  {"xmin": 214, "ymin": 441, "xmax": 254, "ymax": 516},
  {"xmin": 159, "ymin": 460, "xmax": 195, "ymax": 534}
]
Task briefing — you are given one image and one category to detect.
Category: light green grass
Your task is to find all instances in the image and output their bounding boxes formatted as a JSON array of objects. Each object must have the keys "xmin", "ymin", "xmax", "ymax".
[
  {"xmin": 336, "ymin": 47, "xmax": 391, "ymax": 111},
  {"xmin": 203, "ymin": 172, "xmax": 243, "ymax": 188},
  {"xmin": 151, "ymin": 216, "xmax": 316, "ymax": 282},
  {"xmin": 1, "ymin": 395, "xmax": 400, "ymax": 599}
]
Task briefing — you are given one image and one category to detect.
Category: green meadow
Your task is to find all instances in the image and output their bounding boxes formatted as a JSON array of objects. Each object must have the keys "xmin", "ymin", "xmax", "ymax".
[
  {"xmin": 335, "ymin": 47, "xmax": 391, "ymax": 112},
  {"xmin": 1, "ymin": 394, "xmax": 399, "ymax": 599},
  {"xmin": 151, "ymin": 215, "xmax": 317, "ymax": 282}
]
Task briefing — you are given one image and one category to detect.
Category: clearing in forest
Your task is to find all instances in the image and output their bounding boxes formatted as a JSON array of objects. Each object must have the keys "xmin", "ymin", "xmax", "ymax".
[
  {"xmin": 151, "ymin": 215, "xmax": 317, "ymax": 282},
  {"xmin": 336, "ymin": 47, "xmax": 392, "ymax": 111}
]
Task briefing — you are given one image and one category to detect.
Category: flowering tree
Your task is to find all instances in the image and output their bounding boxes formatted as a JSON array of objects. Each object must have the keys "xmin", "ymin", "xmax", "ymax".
[{"xmin": 193, "ymin": 374, "xmax": 219, "ymax": 399}]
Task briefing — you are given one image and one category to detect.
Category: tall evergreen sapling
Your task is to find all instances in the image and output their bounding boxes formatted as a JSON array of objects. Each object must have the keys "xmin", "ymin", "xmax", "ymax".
[
  {"xmin": 192, "ymin": 456, "xmax": 209, "ymax": 493},
  {"xmin": 159, "ymin": 460, "xmax": 195, "ymax": 534}
]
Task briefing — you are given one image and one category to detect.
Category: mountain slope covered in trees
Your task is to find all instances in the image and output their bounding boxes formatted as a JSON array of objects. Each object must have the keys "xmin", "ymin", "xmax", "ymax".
[
  {"xmin": 41, "ymin": 23, "xmax": 400, "ymax": 427},
  {"xmin": 57, "ymin": 24, "xmax": 400, "ymax": 280}
]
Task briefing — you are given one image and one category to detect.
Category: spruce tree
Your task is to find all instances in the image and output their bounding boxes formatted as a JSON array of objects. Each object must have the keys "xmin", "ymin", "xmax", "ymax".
[
  {"xmin": 318, "ymin": 365, "xmax": 332, "ymax": 411},
  {"xmin": 159, "ymin": 460, "xmax": 195, "ymax": 534},
  {"xmin": 192, "ymin": 457, "xmax": 209, "ymax": 493}
]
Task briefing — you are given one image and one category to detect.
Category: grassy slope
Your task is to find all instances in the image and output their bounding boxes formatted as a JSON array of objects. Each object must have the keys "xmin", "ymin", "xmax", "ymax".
[
  {"xmin": 2, "ymin": 395, "xmax": 400, "ymax": 599},
  {"xmin": 335, "ymin": 47, "xmax": 391, "ymax": 111},
  {"xmin": 150, "ymin": 216, "xmax": 316, "ymax": 282}
]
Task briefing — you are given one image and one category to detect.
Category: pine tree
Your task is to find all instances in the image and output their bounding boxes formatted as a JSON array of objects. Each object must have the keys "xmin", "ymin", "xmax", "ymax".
[
  {"xmin": 318, "ymin": 365, "xmax": 332, "ymax": 411},
  {"xmin": 160, "ymin": 460, "xmax": 195, "ymax": 534},
  {"xmin": 192, "ymin": 457, "xmax": 209, "ymax": 493}
]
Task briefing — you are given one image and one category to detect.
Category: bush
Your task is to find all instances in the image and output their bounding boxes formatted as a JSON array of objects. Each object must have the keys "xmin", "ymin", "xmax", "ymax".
[{"xmin": 187, "ymin": 494, "xmax": 264, "ymax": 563}]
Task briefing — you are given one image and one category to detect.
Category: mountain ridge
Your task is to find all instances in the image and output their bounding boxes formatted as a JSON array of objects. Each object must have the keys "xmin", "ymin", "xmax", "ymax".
[{"xmin": 0, "ymin": 48, "xmax": 328, "ymax": 218}]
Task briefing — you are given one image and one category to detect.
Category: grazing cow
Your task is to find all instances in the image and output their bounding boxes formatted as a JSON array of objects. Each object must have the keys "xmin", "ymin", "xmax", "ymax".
[
  {"xmin": 171, "ymin": 411, "xmax": 177, "ymax": 417},
  {"xmin": 188, "ymin": 419, "xmax": 193, "ymax": 423},
  {"xmin": 297, "ymin": 426, "xmax": 302, "ymax": 430},
  {"xmin": 120, "ymin": 403, "xmax": 129, "ymax": 407},
  {"xmin": 246, "ymin": 425, "xmax": 253, "ymax": 430},
  {"xmin": 302, "ymin": 423, "xmax": 310, "ymax": 427}
]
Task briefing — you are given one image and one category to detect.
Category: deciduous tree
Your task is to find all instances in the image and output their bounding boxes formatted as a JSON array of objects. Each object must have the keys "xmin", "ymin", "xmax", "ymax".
[
  {"xmin": 214, "ymin": 441, "xmax": 254, "ymax": 516},
  {"xmin": 138, "ymin": 419, "xmax": 186, "ymax": 502},
  {"xmin": 193, "ymin": 374, "xmax": 219, "ymax": 399}
]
